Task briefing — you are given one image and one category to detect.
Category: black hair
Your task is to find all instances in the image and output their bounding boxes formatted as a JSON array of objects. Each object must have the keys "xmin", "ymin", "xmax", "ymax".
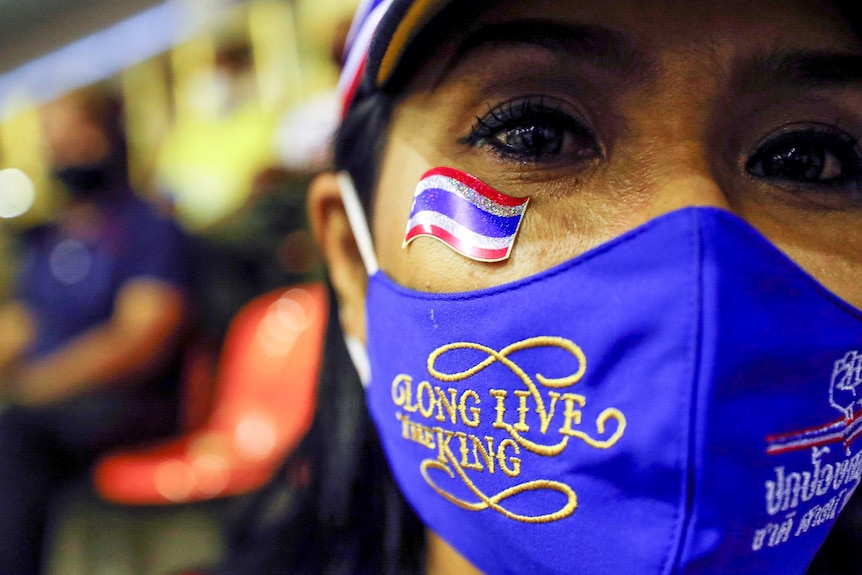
[
  {"xmin": 837, "ymin": 2, "xmax": 862, "ymax": 39},
  {"xmin": 213, "ymin": 284, "xmax": 424, "ymax": 575},
  {"xmin": 333, "ymin": 92, "xmax": 395, "ymax": 214},
  {"xmin": 332, "ymin": 0, "xmax": 482, "ymax": 210}
]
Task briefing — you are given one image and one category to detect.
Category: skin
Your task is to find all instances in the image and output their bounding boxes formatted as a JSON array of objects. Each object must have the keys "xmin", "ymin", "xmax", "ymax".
[
  {"xmin": 0, "ymin": 92, "xmax": 189, "ymax": 406},
  {"xmin": 309, "ymin": 0, "xmax": 862, "ymax": 572}
]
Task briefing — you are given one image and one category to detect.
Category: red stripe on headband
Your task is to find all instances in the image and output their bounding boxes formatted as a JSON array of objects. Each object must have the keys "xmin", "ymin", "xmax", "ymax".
[{"xmin": 340, "ymin": 58, "xmax": 367, "ymax": 118}]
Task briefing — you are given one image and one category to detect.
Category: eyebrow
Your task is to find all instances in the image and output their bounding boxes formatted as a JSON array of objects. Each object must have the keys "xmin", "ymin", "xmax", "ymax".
[
  {"xmin": 736, "ymin": 50, "xmax": 862, "ymax": 92},
  {"xmin": 449, "ymin": 19, "xmax": 647, "ymax": 77},
  {"xmin": 440, "ymin": 18, "xmax": 862, "ymax": 95}
]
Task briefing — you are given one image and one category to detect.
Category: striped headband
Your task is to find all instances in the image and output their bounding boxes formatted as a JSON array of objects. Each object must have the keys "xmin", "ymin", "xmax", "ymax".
[{"xmin": 337, "ymin": 0, "xmax": 454, "ymax": 117}]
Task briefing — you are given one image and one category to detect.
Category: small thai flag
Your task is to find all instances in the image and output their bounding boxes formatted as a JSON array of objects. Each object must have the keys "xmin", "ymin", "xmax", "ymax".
[
  {"xmin": 403, "ymin": 167, "xmax": 529, "ymax": 262},
  {"xmin": 765, "ymin": 408, "xmax": 862, "ymax": 455}
]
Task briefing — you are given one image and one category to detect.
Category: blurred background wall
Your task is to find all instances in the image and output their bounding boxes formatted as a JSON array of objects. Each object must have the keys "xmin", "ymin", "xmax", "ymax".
[
  {"xmin": 0, "ymin": 2, "xmax": 357, "ymax": 573},
  {"xmin": 0, "ymin": 0, "xmax": 356, "ymax": 294}
]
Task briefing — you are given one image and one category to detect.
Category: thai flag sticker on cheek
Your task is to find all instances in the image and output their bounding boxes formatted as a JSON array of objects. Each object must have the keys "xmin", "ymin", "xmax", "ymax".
[{"xmin": 403, "ymin": 167, "xmax": 530, "ymax": 262}]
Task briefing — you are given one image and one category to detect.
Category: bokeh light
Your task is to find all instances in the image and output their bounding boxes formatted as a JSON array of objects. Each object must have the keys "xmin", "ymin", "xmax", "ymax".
[{"xmin": 0, "ymin": 167, "xmax": 35, "ymax": 218}]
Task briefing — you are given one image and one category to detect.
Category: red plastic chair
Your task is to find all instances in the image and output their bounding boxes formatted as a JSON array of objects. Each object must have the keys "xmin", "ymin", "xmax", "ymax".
[{"xmin": 93, "ymin": 282, "xmax": 328, "ymax": 505}]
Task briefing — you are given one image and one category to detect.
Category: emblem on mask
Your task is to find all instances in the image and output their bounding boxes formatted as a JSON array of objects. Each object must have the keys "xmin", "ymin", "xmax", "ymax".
[
  {"xmin": 756, "ymin": 351, "xmax": 862, "ymax": 552},
  {"xmin": 403, "ymin": 167, "xmax": 529, "ymax": 262},
  {"xmin": 766, "ymin": 350, "xmax": 862, "ymax": 456},
  {"xmin": 390, "ymin": 336, "xmax": 626, "ymax": 524}
]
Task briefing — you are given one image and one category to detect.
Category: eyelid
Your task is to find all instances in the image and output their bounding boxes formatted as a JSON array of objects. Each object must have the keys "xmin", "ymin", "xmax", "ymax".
[
  {"xmin": 463, "ymin": 94, "xmax": 600, "ymax": 146},
  {"xmin": 746, "ymin": 122, "xmax": 862, "ymax": 189},
  {"xmin": 748, "ymin": 121, "xmax": 859, "ymax": 153}
]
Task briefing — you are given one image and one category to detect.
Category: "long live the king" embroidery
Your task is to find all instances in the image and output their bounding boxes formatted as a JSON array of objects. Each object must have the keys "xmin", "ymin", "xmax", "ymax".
[{"xmin": 389, "ymin": 336, "xmax": 626, "ymax": 523}]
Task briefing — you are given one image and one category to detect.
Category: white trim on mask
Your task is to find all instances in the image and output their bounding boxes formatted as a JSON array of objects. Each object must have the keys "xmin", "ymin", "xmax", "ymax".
[{"xmin": 337, "ymin": 171, "xmax": 379, "ymax": 276}]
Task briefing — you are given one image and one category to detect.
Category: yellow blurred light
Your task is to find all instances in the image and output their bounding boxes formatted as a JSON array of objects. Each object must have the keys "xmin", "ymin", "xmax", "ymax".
[{"xmin": 0, "ymin": 168, "xmax": 35, "ymax": 218}]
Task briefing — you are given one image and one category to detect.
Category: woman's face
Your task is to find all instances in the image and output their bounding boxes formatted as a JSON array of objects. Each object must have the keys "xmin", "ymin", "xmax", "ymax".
[{"xmin": 368, "ymin": 0, "xmax": 862, "ymax": 308}]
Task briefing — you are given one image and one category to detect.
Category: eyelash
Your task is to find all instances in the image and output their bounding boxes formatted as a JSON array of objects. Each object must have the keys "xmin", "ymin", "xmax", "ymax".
[
  {"xmin": 461, "ymin": 99, "xmax": 862, "ymax": 208},
  {"xmin": 746, "ymin": 123, "xmax": 862, "ymax": 189},
  {"xmin": 461, "ymin": 95, "xmax": 602, "ymax": 164}
]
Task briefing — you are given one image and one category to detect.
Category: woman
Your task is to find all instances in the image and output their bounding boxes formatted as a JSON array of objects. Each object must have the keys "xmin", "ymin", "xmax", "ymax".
[{"xmin": 303, "ymin": 0, "xmax": 862, "ymax": 573}]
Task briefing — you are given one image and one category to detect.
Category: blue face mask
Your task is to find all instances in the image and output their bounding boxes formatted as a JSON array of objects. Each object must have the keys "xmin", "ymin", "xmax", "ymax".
[{"xmin": 337, "ymin": 172, "xmax": 862, "ymax": 575}]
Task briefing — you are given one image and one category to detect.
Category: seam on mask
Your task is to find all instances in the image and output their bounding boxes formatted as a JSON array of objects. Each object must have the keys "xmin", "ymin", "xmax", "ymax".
[{"xmin": 666, "ymin": 208, "xmax": 705, "ymax": 574}]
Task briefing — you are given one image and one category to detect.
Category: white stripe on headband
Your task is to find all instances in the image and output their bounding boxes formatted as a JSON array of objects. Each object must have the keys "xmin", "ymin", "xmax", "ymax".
[
  {"xmin": 337, "ymin": 0, "xmax": 395, "ymax": 115},
  {"xmin": 342, "ymin": 0, "xmax": 379, "ymax": 53}
]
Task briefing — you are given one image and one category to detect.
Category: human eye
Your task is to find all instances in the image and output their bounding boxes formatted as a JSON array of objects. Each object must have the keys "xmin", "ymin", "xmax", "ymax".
[
  {"xmin": 461, "ymin": 95, "xmax": 602, "ymax": 165},
  {"xmin": 746, "ymin": 123, "xmax": 862, "ymax": 188}
]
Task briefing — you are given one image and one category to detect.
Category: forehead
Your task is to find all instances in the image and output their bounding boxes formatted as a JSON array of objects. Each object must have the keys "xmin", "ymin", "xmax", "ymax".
[
  {"xmin": 392, "ymin": 0, "xmax": 860, "ymax": 93},
  {"xmin": 471, "ymin": 0, "xmax": 855, "ymax": 40}
]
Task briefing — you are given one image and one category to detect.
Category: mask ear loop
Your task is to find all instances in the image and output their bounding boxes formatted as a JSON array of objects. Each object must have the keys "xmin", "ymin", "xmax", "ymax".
[
  {"xmin": 336, "ymin": 171, "xmax": 376, "ymax": 388},
  {"xmin": 343, "ymin": 332, "xmax": 372, "ymax": 388},
  {"xmin": 337, "ymin": 171, "xmax": 379, "ymax": 276}
]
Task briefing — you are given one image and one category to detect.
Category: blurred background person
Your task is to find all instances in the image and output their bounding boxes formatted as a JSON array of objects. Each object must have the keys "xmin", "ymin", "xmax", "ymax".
[
  {"xmin": 182, "ymin": 16, "xmax": 353, "ymax": 343},
  {"xmin": 0, "ymin": 82, "xmax": 195, "ymax": 574},
  {"xmin": 154, "ymin": 34, "xmax": 280, "ymax": 232}
]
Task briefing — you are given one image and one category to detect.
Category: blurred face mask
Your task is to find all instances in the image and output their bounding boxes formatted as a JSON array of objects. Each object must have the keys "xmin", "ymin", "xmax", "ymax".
[
  {"xmin": 337, "ymin": 171, "xmax": 862, "ymax": 575},
  {"xmin": 53, "ymin": 153, "xmax": 125, "ymax": 200}
]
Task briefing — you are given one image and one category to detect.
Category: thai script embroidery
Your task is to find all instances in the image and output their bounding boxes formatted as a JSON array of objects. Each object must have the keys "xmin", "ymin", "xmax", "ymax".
[
  {"xmin": 390, "ymin": 336, "xmax": 626, "ymax": 524},
  {"xmin": 754, "ymin": 447, "xmax": 858, "ymax": 551},
  {"xmin": 765, "ymin": 447, "xmax": 862, "ymax": 516},
  {"xmin": 755, "ymin": 350, "xmax": 862, "ymax": 552}
]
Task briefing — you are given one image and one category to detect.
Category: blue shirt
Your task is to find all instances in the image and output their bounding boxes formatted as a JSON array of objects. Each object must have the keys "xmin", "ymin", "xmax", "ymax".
[{"xmin": 15, "ymin": 193, "xmax": 195, "ymax": 360}]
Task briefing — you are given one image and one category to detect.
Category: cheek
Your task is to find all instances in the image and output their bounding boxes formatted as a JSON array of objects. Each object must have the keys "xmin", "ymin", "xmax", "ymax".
[
  {"xmin": 372, "ymin": 134, "xmax": 437, "ymax": 286},
  {"xmin": 739, "ymin": 207, "xmax": 862, "ymax": 309},
  {"xmin": 785, "ymin": 247, "xmax": 862, "ymax": 309},
  {"xmin": 372, "ymin": 130, "xmax": 549, "ymax": 293}
]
